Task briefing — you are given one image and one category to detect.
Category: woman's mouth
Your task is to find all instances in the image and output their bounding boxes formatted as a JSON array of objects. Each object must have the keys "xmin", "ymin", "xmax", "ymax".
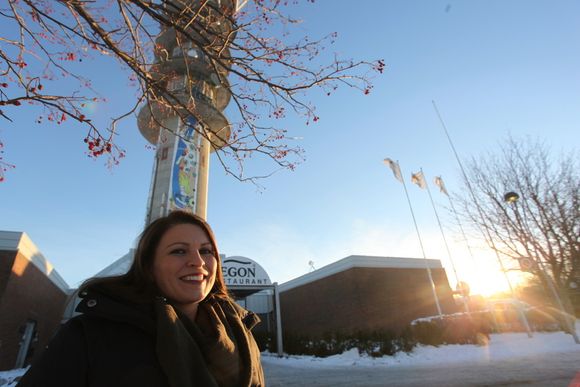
[{"xmin": 180, "ymin": 274, "xmax": 204, "ymax": 282}]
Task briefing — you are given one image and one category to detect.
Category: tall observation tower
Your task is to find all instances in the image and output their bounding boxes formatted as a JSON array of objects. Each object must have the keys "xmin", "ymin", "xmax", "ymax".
[{"xmin": 138, "ymin": 0, "xmax": 244, "ymax": 223}]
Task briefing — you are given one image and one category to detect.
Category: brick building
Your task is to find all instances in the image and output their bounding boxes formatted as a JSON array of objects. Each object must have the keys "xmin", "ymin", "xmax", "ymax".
[
  {"xmin": 0, "ymin": 231, "xmax": 70, "ymax": 371},
  {"xmin": 279, "ymin": 255, "xmax": 456, "ymax": 338},
  {"xmin": 0, "ymin": 233, "xmax": 458, "ymax": 365}
]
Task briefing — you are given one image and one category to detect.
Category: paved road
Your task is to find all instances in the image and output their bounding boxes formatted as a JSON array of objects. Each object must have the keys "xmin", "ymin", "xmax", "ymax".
[{"xmin": 263, "ymin": 351, "xmax": 580, "ymax": 386}]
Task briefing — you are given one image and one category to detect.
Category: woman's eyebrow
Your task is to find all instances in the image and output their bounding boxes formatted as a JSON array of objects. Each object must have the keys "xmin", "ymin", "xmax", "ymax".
[
  {"xmin": 166, "ymin": 242, "xmax": 188, "ymax": 248},
  {"xmin": 164, "ymin": 241, "xmax": 212, "ymax": 248}
]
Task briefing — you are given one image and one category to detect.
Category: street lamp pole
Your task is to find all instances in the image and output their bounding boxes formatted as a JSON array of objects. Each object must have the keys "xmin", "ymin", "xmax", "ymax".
[
  {"xmin": 492, "ymin": 241, "xmax": 533, "ymax": 337},
  {"xmin": 504, "ymin": 191, "xmax": 580, "ymax": 344}
]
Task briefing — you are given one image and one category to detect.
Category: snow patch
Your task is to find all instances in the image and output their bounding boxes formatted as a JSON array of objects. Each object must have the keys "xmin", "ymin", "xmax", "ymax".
[
  {"xmin": 2, "ymin": 323, "xmax": 579, "ymax": 382},
  {"xmin": 261, "ymin": 322, "xmax": 580, "ymax": 369},
  {"xmin": 0, "ymin": 368, "xmax": 27, "ymax": 387}
]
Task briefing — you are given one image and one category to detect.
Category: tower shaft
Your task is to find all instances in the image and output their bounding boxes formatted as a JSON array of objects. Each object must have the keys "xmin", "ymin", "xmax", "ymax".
[{"xmin": 138, "ymin": 0, "xmax": 241, "ymax": 223}]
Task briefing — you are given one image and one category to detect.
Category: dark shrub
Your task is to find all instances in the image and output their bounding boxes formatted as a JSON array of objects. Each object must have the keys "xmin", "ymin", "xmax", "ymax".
[
  {"xmin": 252, "ymin": 330, "xmax": 275, "ymax": 352},
  {"xmin": 282, "ymin": 329, "xmax": 417, "ymax": 358},
  {"xmin": 411, "ymin": 313, "xmax": 492, "ymax": 346},
  {"xmin": 278, "ymin": 314, "xmax": 491, "ymax": 358}
]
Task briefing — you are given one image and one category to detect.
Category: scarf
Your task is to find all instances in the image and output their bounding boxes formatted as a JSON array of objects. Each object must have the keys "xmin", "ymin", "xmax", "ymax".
[
  {"xmin": 154, "ymin": 297, "xmax": 259, "ymax": 387},
  {"xmin": 80, "ymin": 281, "xmax": 263, "ymax": 387}
]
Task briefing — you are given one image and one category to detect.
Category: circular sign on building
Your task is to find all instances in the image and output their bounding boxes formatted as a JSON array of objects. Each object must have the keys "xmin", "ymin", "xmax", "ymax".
[{"xmin": 221, "ymin": 255, "xmax": 271, "ymax": 286}]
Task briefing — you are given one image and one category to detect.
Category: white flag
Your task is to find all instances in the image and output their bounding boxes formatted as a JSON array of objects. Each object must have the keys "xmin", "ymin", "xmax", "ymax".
[
  {"xmin": 383, "ymin": 158, "xmax": 403, "ymax": 183},
  {"xmin": 433, "ymin": 176, "xmax": 449, "ymax": 196},
  {"xmin": 411, "ymin": 171, "xmax": 426, "ymax": 189}
]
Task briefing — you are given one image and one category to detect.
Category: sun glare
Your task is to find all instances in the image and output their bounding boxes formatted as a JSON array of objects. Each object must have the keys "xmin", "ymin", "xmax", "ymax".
[
  {"xmin": 468, "ymin": 271, "xmax": 510, "ymax": 297},
  {"xmin": 435, "ymin": 239, "xmax": 529, "ymax": 298}
]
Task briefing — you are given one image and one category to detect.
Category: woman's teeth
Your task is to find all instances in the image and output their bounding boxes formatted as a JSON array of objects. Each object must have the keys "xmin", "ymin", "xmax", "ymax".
[{"xmin": 181, "ymin": 274, "xmax": 204, "ymax": 281}]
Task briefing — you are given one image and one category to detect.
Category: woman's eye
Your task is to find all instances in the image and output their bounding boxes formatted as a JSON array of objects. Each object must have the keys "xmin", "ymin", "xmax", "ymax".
[
  {"xmin": 199, "ymin": 248, "xmax": 214, "ymax": 256},
  {"xmin": 170, "ymin": 248, "xmax": 187, "ymax": 255}
]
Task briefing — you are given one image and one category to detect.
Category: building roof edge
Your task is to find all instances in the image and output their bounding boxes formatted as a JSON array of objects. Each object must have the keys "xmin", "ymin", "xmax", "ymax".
[
  {"xmin": 279, "ymin": 255, "xmax": 442, "ymax": 292},
  {"xmin": 0, "ymin": 230, "xmax": 70, "ymax": 292}
]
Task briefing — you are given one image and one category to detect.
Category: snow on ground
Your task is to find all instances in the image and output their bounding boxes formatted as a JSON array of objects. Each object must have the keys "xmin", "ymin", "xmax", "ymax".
[
  {"xmin": 2, "ymin": 323, "xmax": 579, "ymax": 385},
  {"xmin": 0, "ymin": 368, "xmax": 27, "ymax": 387},
  {"xmin": 261, "ymin": 322, "xmax": 580, "ymax": 369}
]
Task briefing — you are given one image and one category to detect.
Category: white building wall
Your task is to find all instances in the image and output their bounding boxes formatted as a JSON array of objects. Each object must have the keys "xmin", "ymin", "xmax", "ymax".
[{"xmin": 0, "ymin": 231, "xmax": 69, "ymax": 292}]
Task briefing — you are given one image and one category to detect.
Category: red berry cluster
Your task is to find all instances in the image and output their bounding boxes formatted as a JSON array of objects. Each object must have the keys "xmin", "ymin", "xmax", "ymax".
[
  {"xmin": 375, "ymin": 59, "xmax": 386, "ymax": 74},
  {"xmin": 0, "ymin": 141, "xmax": 15, "ymax": 183},
  {"xmin": 83, "ymin": 137, "xmax": 113, "ymax": 157}
]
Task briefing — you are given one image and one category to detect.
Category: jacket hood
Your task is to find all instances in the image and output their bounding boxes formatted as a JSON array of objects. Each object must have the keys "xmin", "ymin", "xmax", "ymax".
[{"xmin": 76, "ymin": 279, "xmax": 157, "ymax": 334}]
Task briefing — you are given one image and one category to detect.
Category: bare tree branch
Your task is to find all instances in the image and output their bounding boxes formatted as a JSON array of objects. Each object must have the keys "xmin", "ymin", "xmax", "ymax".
[
  {"xmin": 454, "ymin": 136, "xmax": 580, "ymax": 316},
  {"xmin": 0, "ymin": 0, "xmax": 384, "ymax": 181}
]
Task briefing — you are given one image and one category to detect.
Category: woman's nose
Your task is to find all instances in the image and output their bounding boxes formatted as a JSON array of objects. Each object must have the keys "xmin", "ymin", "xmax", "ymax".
[{"xmin": 186, "ymin": 250, "xmax": 204, "ymax": 266}]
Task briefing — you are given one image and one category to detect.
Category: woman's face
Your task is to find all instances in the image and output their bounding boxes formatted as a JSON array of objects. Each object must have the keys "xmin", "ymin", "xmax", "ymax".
[{"xmin": 152, "ymin": 223, "xmax": 217, "ymax": 312}]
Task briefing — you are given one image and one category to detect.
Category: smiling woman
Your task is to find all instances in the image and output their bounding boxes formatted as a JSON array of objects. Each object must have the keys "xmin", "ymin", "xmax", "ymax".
[
  {"xmin": 17, "ymin": 211, "xmax": 265, "ymax": 387},
  {"xmin": 152, "ymin": 223, "xmax": 219, "ymax": 321}
]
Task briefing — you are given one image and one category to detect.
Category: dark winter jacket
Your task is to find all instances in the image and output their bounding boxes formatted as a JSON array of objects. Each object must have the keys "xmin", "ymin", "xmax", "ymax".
[{"xmin": 17, "ymin": 282, "xmax": 265, "ymax": 387}]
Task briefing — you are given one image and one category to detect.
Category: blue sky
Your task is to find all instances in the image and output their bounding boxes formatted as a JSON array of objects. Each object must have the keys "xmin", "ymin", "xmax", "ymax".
[{"xmin": 1, "ymin": 0, "xmax": 579, "ymax": 294}]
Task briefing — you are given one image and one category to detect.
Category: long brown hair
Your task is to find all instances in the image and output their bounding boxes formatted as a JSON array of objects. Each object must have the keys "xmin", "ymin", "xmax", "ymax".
[{"xmin": 81, "ymin": 211, "xmax": 230, "ymax": 301}]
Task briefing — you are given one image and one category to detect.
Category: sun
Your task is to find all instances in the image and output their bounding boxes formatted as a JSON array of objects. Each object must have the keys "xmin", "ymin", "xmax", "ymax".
[
  {"xmin": 440, "ymin": 242, "xmax": 529, "ymax": 297},
  {"xmin": 468, "ymin": 271, "xmax": 510, "ymax": 296},
  {"xmin": 454, "ymin": 259, "xmax": 528, "ymax": 297}
]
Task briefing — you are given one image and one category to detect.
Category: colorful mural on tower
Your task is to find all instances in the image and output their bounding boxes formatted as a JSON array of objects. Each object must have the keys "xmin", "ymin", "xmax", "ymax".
[{"xmin": 170, "ymin": 117, "xmax": 201, "ymax": 212}]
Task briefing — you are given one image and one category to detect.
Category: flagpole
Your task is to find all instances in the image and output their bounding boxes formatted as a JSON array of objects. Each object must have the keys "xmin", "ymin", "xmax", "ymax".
[
  {"xmin": 431, "ymin": 100, "xmax": 532, "ymax": 337},
  {"xmin": 421, "ymin": 169, "xmax": 470, "ymax": 314},
  {"xmin": 434, "ymin": 175, "xmax": 482, "ymax": 289},
  {"xmin": 445, "ymin": 184, "xmax": 481, "ymax": 287},
  {"xmin": 398, "ymin": 163, "xmax": 444, "ymax": 318}
]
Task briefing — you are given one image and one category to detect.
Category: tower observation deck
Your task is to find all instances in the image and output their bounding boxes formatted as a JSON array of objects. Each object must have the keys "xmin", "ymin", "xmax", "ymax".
[{"xmin": 138, "ymin": 0, "xmax": 244, "ymax": 223}]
